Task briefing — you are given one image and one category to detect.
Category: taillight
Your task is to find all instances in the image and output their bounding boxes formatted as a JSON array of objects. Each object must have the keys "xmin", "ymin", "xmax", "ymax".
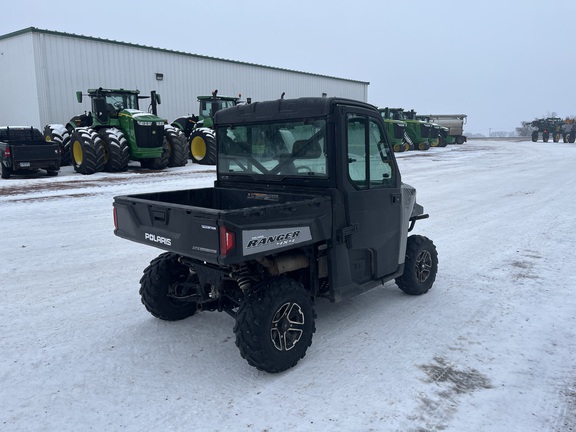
[
  {"xmin": 5, "ymin": 147, "xmax": 10, "ymax": 157},
  {"xmin": 219, "ymin": 226, "xmax": 235, "ymax": 256}
]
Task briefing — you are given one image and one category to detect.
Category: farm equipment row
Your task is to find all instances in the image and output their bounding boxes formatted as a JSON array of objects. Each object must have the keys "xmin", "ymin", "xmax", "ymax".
[
  {"xmin": 527, "ymin": 117, "xmax": 576, "ymax": 143},
  {"xmin": 3, "ymin": 87, "xmax": 469, "ymax": 178},
  {"xmin": 379, "ymin": 108, "xmax": 467, "ymax": 152}
]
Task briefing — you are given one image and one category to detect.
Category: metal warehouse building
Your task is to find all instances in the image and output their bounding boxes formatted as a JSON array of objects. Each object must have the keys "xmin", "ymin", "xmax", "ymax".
[{"xmin": 0, "ymin": 27, "xmax": 369, "ymax": 129}]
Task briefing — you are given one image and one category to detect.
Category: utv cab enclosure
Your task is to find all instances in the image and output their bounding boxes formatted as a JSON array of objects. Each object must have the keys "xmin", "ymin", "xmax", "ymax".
[{"xmin": 113, "ymin": 97, "xmax": 438, "ymax": 373}]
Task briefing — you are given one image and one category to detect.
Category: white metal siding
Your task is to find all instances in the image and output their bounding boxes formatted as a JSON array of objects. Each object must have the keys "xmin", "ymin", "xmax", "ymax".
[
  {"xmin": 1, "ymin": 29, "xmax": 368, "ymax": 128},
  {"xmin": 0, "ymin": 33, "xmax": 41, "ymax": 128}
]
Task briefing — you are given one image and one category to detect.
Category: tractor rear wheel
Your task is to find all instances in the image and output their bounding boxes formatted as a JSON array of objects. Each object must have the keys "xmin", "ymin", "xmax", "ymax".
[
  {"xmin": 44, "ymin": 124, "xmax": 71, "ymax": 166},
  {"xmin": 98, "ymin": 128, "xmax": 130, "ymax": 172},
  {"xmin": 164, "ymin": 126, "xmax": 189, "ymax": 167},
  {"xmin": 189, "ymin": 128, "xmax": 217, "ymax": 165},
  {"xmin": 70, "ymin": 127, "xmax": 105, "ymax": 175},
  {"xmin": 396, "ymin": 235, "xmax": 438, "ymax": 296},
  {"xmin": 234, "ymin": 277, "xmax": 316, "ymax": 373}
]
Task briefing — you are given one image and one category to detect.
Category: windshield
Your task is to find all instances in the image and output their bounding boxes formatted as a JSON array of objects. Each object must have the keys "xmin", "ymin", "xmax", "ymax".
[
  {"xmin": 201, "ymin": 100, "xmax": 236, "ymax": 118},
  {"xmin": 105, "ymin": 93, "xmax": 138, "ymax": 111},
  {"xmin": 217, "ymin": 119, "xmax": 328, "ymax": 179}
]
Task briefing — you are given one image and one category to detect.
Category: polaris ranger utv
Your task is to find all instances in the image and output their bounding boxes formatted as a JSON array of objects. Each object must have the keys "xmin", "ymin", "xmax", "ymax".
[{"xmin": 113, "ymin": 97, "xmax": 438, "ymax": 373}]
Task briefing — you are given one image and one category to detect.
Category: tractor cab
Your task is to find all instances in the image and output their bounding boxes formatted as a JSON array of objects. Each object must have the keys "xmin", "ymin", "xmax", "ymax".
[{"xmin": 197, "ymin": 90, "xmax": 240, "ymax": 128}]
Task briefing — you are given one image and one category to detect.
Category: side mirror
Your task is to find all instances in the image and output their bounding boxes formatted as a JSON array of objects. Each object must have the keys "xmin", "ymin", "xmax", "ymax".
[{"xmin": 76, "ymin": 91, "xmax": 83, "ymax": 103}]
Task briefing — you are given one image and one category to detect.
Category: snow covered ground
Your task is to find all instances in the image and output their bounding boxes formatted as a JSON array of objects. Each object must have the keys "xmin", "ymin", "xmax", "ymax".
[{"xmin": 1, "ymin": 139, "xmax": 575, "ymax": 432}]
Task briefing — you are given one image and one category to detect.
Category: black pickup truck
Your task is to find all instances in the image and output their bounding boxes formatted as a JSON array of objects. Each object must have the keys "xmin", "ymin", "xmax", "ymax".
[
  {"xmin": 0, "ymin": 126, "xmax": 61, "ymax": 179},
  {"xmin": 113, "ymin": 97, "xmax": 438, "ymax": 373}
]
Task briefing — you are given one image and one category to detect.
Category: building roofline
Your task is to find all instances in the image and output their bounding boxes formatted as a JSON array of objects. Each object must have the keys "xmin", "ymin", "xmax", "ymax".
[{"xmin": 0, "ymin": 27, "xmax": 370, "ymax": 86}]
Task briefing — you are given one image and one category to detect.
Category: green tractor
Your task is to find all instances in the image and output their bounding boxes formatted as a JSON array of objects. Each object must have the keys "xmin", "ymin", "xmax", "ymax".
[
  {"xmin": 388, "ymin": 108, "xmax": 431, "ymax": 151},
  {"xmin": 44, "ymin": 88, "xmax": 188, "ymax": 174},
  {"xmin": 561, "ymin": 117, "xmax": 576, "ymax": 143},
  {"xmin": 172, "ymin": 90, "xmax": 241, "ymax": 165},
  {"xmin": 416, "ymin": 114, "xmax": 449, "ymax": 147},
  {"xmin": 378, "ymin": 108, "xmax": 410, "ymax": 152},
  {"xmin": 527, "ymin": 117, "xmax": 563, "ymax": 143}
]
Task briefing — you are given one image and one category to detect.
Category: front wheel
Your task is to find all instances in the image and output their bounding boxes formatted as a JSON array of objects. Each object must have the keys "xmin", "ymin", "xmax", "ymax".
[
  {"xmin": 234, "ymin": 277, "xmax": 316, "ymax": 373},
  {"xmin": 164, "ymin": 126, "xmax": 189, "ymax": 167},
  {"xmin": 98, "ymin": 128, "xmax": 130, "ymax": 172},
  {"xmin": 396, "ymin": 235, "xmax": 438, "ymax": 295},
  {"xmin": 531, "ymin": 131, "xmax": 538, "ymax": 142},
  {"xmin": 139, "ymin": 252, "xmax": 198, "ymax": 321}
]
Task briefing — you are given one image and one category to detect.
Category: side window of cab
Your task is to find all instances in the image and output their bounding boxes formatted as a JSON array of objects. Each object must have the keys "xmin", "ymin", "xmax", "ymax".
[{"xmin": 346, "ymin": 113, "xmax": 395, "ymax": 189}]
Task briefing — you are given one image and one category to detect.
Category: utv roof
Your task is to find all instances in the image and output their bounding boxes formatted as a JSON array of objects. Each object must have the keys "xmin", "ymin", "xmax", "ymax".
[{"xmin": 214, "ymin": 97, "xmax": 377, "ymax": 125}]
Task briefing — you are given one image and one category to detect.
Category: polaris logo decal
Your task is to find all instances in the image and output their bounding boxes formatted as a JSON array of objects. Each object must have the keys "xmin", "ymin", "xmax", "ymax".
[
  {"xmin": 144, "ymin": 232, "xmax": 172, "ymax": 246},
  {"xmin": 242, "ymin": 227, "xmax": 312, "ymax": 256}
]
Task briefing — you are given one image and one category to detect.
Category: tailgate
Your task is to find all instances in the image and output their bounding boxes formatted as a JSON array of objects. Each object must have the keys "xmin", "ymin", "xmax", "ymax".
[
  {"xmin": 113, "ymin": 195, "xmax": 223, "ymax": 264},
  {"xmin": 11, "ymin": 144, "xmax": 60, "ymax": 163}
]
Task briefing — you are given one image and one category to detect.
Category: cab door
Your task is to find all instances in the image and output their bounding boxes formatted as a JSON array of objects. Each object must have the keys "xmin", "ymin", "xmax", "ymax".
[{"xmin": 339, "ymin": 108, "xmax": 403, "ymax": 284}]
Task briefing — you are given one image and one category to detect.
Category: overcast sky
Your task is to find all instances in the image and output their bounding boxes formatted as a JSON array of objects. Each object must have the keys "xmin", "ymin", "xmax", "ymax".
[{"xmin": 2, "ymin": 0, "xmax": 575, "ymax": 135}]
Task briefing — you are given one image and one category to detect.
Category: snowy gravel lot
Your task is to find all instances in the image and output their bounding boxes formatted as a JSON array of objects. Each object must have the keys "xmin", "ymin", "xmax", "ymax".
[{"xmin": 1, "ymin": 139, "xmax": 575, "ymax": 432}]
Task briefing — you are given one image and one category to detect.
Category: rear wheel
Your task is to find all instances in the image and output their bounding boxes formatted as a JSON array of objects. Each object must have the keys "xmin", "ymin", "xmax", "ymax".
[
  {"xmin": 98, "ymin": 128, "xmax": 130, "ymax": 172},
  {"xmin": 543, "ymin": 132, "xmax": 549, "ymax": 142},
  {"xmin": 234, "ymin": 277, "xmax": 316, "ymax": 373},
  {"xmin": 569, "ymin": 133, "xmax": 576, "ymax": 143},
  {"xmin": 396, "ymin": 235, "xmax": 438, "ymax": 295},
  {"xmin": 70, "ymin": 127, "xmax": 105, "ymax": 175},
  {"xmin": 139, "ymin": 252, "xmax": 198, "ymax": 321},
  {"xmin": 164, "ymin": 126, "xmax": 189, "ymax": 167},
  {"xmin": 553, "ymin": 133, "xmax": 560, "ymax": 142},
  {"xmin": 1, "ymin": 163, "xmax": 11, "ymax": 179},
  {"xmin": 189, "ymin": 128, "xmax": 217, "ymax": 165},
  {"xmin": 44, "ymin": 124, "xmax": 71, "ymax": 166}
]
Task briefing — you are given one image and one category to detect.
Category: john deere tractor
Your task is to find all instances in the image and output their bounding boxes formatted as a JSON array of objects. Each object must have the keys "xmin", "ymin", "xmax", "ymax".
[
  {"xmin": 172, "ymin": 90, "xmax": 241, "ymax": 165},
  {"xmin": 378, "ymin": 108, "xmax": 410, "ymax": 152},
  {"xmin": 388, "ymin": 108, "xmax": 431, "ymax": 151},
  {"xmin": 416, "ymin": 114, "xmax": 449, "ymax": 147},
  {"xmin": 527, "ymin": 117, "xmax": 564, "ymax": 143},
  {"xmin": 44, "ymin": 88, "xmax": 188, "ymax": 174},
  {"xmin": 562, "ymin": 117, "xmax": 576, "ymax": 143}
]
